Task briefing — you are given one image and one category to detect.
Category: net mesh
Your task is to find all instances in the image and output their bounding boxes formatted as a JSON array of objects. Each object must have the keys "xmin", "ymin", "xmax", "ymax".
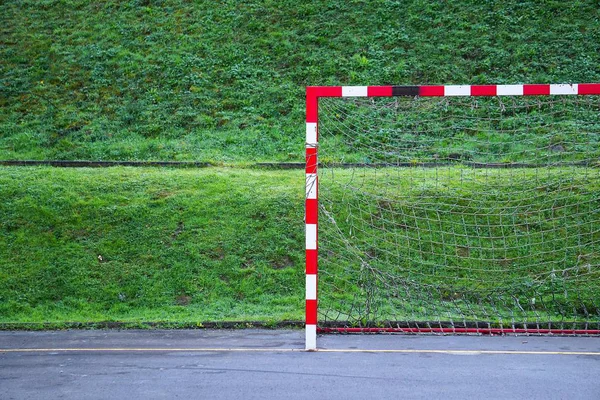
[{"xmin": 316, "ymin": 95, "xmax": 600, "ymax": 331}]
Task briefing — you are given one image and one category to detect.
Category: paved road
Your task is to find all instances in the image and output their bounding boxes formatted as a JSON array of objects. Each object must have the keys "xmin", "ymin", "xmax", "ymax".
[{"xmin": 1, "ymin": 330, "xmax": 599, "ymax": 399}]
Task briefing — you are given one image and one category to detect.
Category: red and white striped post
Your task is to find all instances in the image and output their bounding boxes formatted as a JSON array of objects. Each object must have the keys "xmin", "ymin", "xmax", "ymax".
[
  {"xmin": 305, "ymin": 83, "xmax": 600, "ymax": 350},
  {"xmin": 305, "ymin": 87, "xmax": 320, "ymax": 351}
]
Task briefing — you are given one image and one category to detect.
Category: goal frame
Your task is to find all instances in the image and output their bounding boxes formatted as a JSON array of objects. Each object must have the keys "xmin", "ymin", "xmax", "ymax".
[{"xmin": 305, "ymin": 83, "xmax": 600, "ymax": 350}]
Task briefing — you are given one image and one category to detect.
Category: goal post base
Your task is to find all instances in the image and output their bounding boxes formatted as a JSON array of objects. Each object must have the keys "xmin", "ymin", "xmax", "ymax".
[{"xmin": 305, "ymin": 324, "xmax": 317, "ymax": 351}]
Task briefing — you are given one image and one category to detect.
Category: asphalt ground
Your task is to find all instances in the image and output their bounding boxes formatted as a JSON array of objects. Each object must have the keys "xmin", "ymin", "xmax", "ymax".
[{"xmin": 1, "ymin": 329, "xmax": 599, "ymax": 399}]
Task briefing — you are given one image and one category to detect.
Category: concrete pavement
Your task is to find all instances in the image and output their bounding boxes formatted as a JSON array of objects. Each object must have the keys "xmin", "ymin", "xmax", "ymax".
[{"xmin": 1, "ymin": 330, "xmax": 599, "ymax": 399}]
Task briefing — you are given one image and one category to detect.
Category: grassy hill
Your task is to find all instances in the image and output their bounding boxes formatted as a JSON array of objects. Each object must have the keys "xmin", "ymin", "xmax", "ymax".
[
  {"xmin": 0, "ymin": 167, "xmax": 305, "ymax": 325},
  {"xmin": 1, "ymin": 1, "xmax": 600, "ymax": 327},
  {"xmin": 2, "ymin": 0, "xmax": 600, "ymax": 161},
  {"xmin": 1, "ymin": 166, "xmax": 598, "ymax": 326}
]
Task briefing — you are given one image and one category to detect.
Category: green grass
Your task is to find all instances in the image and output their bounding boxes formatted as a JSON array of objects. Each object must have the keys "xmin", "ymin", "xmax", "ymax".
[
  {"xmin": 2, "ymin": 0, "xmax": 600, "ymax": 161},
  {"xmin": 0, "ymin": 167, "xmax": 305, "ymax": 324},
  {"xmin": 1, "ymin": 166, "xmax": 598, "ymax": 326},
  {"xmin": 1, "ymin": 0, "xmax": 600, "ymax": 327}
]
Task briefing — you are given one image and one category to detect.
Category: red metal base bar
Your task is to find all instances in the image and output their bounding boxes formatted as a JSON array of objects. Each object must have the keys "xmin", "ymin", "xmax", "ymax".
[{"xmin": 318, "ymin": 327, "xmax": 600, "ymax": 335}]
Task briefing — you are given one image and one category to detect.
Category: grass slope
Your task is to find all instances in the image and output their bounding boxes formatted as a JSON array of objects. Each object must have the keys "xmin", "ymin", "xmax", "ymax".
[
  {"xmin": 1, "ymin": 166, "xmax": 598, "ymax": 326},
  {"xmin": 2, "ymin": 0, "xmax": 600, "ymax": 161},
  {"xmin": 0, "ymin": 167, "xmax": 304, "ymax": 324},
  {"xmin": 1, "ymin": 1, "xmax": 599, "ymax": 327}
]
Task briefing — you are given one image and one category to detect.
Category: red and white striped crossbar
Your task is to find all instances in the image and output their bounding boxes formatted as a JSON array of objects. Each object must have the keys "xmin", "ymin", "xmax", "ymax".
[{"xmin": 304, "ymin": 83, "xmax": 600, "ymax": 350}]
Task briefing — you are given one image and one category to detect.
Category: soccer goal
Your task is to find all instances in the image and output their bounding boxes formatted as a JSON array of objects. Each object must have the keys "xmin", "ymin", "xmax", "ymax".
[{"xmin": 305, "ymin": 84, "xmax": 600, "ymax": 350}]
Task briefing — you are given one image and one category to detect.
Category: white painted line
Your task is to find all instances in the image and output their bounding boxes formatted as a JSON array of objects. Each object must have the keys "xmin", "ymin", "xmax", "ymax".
[
  {"xmin": 306, "ymin": 274, "xmax": 317, "ymax": 300},
  {"xmin": 342, "ymin": 86, "xmax": 368, "ymax": 97},
  {"xmin": 306, "ymin": 122, "xmax": 317, "ymax": 144},
  {"xmin": 497, "ymin": 85, "xmax": 524, "ymax": 96},
  {"xmin": 2, "ymin": 347, "xmax": 599, "ymax": 356},
  {"xmin": 550, "ymin": 84, "xmax": 578, "ymax": 95},
  {"xmin": 445, "ymin": 85, "xmax": 471, "ymax": 96},
  {"xmin": 306, "ymin": 224, "xmax": 317, "ymax": 250},
  {"xmin": 305, "ymin": 174, "xmax": 317, "ymax": 199},
  {"xmin": 0, "ymin": 347, "xmax": 300, "ymax": 353}
]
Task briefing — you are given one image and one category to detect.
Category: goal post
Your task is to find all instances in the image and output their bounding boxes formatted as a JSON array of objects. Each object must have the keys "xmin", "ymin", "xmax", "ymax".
[{"xmin": 306, "ymin": 84, "xmax": 600, "ymax": 350}]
